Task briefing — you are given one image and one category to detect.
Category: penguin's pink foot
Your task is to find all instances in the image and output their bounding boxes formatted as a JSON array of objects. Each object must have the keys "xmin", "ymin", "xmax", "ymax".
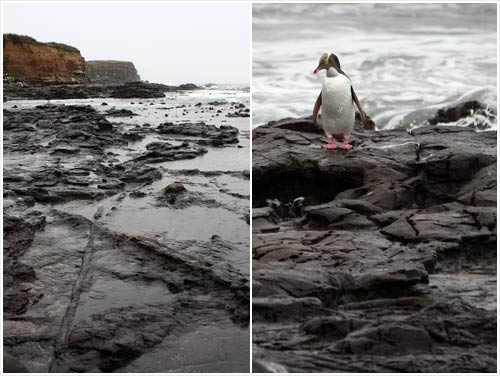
[
  {"xmin": 322, "ymin": 138, "xmax": 336, "ymax": 149},
  {"xmin": 340, "ymin": 134, "xmax": 353, "ymax": 149},
  {"xmin": 322, "ymin": 143, "xmax": 337, "ymax": 149}
]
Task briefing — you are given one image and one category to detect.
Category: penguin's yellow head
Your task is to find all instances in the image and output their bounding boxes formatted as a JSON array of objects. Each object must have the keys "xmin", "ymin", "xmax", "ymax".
[{"xmin": 314, "ymin": 52, "xmax": 341, "ymax": 74}]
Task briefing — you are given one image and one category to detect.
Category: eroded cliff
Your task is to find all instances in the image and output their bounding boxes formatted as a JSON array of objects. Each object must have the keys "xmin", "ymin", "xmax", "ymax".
[{"xmin": 3, "ymin": 34, "xmax": 86, "ymax": 84}]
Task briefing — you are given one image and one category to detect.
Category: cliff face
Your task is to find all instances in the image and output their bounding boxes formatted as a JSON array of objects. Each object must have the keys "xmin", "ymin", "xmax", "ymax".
[
  {"xmin": 85, "ymin": 60, "xmax": 140, "ymax": 84},
  {"xmin": 3, "ymin": 35, "xmax": 86, "ymax": 84}
]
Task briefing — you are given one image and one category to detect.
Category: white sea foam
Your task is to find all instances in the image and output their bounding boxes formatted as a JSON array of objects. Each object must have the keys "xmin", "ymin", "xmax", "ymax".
[{"xmin": 252, "ymin": 3, "xmax": 497, "ymax": 131}]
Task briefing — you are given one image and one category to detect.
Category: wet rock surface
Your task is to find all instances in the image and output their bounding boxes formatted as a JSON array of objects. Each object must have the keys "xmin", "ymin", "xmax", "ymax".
[
  {"xmin": 252, "ymin": 116, "xmax": 496, "ymax": 372},
  {"xmin": 110, "ymin": 82, "xmax": 167, "ymax": 99},
  {"xmin": 226, "ymin": 103, "xmax": 250, "ymax": 118},
  {"xmin": 429, "ymin": 100, "xmax": 497, "ymax": 130},
  {"xmin": 157, "ymin": 122, "xmax": 239, "ymax": 147},
  {"xmin": 3, "ymin": 81, "xmax": 201, "ymax": 101},
  {"xmin": 105, "ymin": 108, "xmax": 138, "ymax": 117},
  {"xmin": 4, "ymin": 97, "xmax": 249, "ymax": 372}
]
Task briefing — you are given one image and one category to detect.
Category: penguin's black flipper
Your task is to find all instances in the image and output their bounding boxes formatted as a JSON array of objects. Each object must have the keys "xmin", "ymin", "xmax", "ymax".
[
  {"xmin": 351, "ymin": 87, "xmax": 370, "ymax": 129},
  {"xmin": 313, "ymin": 91, "xmax": 322, "ymax": 124}
]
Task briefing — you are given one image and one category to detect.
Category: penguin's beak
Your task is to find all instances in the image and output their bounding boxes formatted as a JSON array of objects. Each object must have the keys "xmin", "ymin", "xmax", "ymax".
[{"xmin": 313, "ymin": 64, "xmax": 323, "ymax": 74}]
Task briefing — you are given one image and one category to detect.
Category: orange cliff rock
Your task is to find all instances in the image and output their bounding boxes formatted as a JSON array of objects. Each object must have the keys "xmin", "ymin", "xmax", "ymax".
[{"xmin": 3, "ymin": 34, "xmax": 86, "ymax": 84}]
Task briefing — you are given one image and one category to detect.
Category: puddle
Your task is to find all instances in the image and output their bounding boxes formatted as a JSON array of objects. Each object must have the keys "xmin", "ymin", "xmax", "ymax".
[
  {"xmin": 102, "ymin": 206, "xmax": 247, "ymax": 243},
  {"xmin": 75, "ymin": 278, "xmax": 174, "ymax": 322},
  {"xmin": 116, "ymin": 320, "xmax": 250, "ymax": 373},
  {"xmin": 161, "ymin": 141, "xmax": 249, "ymax": 171},
  {"xmin": 57, "ymin": 199, "xmax": 247, "ymax": 243}
]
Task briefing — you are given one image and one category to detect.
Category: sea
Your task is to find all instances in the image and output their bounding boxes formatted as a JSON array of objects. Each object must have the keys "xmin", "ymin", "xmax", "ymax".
[{"xmin": 252, "ymin": 3, "xmax": 497, "ymax": 130}]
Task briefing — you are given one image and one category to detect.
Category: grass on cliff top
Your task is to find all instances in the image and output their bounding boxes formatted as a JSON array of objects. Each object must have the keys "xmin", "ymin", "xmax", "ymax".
[
  {"xmin": 4, "ymin": 33, "xmax": 38, "ymax": 44},
  {"xmin": 46, "ymin": 42, "xmax": 79, "ymax": 53},
  {"xmin": 4, "ymin": 33, "xmax": 80, "ymax": 53}
]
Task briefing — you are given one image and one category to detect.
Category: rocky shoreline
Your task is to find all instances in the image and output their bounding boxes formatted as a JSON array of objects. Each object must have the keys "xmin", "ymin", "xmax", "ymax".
[
  {"xmin": 3, "ymin": 81, "xmax": 201, "ymax": 102},
  {"xmin": 252, "ymin": 109, "xmax": 496, "ymax": 372},
  {"xmin": 4, "ymin": 95, "xmax": 250, "ymax": 372}
]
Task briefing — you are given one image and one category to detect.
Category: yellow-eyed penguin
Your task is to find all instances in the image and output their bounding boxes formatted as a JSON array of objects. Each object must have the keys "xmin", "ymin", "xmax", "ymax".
[{"xmin": 312, "ymin": 52, "xmax": 370, "ymax": 149}]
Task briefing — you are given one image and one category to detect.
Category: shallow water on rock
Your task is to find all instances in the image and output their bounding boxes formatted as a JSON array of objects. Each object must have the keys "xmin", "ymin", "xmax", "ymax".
[
  {"xmin": 4, "ymin": 87, "xmax": 250, "ymax": 372},
  {"xmin": 117, "ymin": 318, "xmax": 250, "ymax": 373},
  {"xmin": 74, "ymin": 279, "xmax": 175, "ymax": 322},
  {"xmin": 161, "ymin": 141, "xmax": 249, "ymax": 171},
  {"xmin": 103, "ymin": 206, "xmax": 246, "ymax": 242}
]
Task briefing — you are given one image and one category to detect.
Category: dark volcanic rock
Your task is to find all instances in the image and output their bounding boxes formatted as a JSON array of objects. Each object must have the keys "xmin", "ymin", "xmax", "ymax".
[
  {"xmin": 4, "ymin": 84, "xmax": 104, "ymax": 101},
  {"xmin": 164, "ymin": 182, "xmax": 187, "ymax": 194},
  {"xmin": 158, "ymin": 183, "xmax": 218, "ymax": 209},
  {"xmin": 2, "ymin": 104, "xmax": 145, "ymax": 203},
  {"xmin": 3, "ymin": 105, "xmax": 231, "ymax": 209},
  {"xmin": 226, "ymin": 103, "xmax": 250, "ymax": 118},
  {"xmin": 177, "ymin": 83, "xmax": 200, "ymax": 90},
  {"xmin": 105, "ymin": 108, "xmax": 138, "ymax": 117},
  {"xmin": 226, "ymin": 110, "xmax": 250, "ymax": 118},
  {"xmin": 132, "ymin": 141, "xmax": 208, "ymax": 163},
  {"xmin": 4, "ymin": 212, "xmax": 46, "ymax": 315},
  {"xmin": 4, "ymin": 104, "xmax": 121, "ymax": 154},
  {"xmin": 110, "ymin": 82, "xmax": 166, "ymax": 99},
  {"xmin": 3, "ymin": 353, "xmax": 29, "ymax": 373},
  {"xmin": 252, "ymin": 116, "xmax": 497, "ymax": 373},
  {"xmin": 3, "ymin": 81, "xmax": 199, "ymax": 101},
  {"xmin": 157, "ymin": 122, "xmax": 239, "ymax": 147},
  {"xmin": 428, "ymin": 100, "xmax": 496, "ymax": 130}
]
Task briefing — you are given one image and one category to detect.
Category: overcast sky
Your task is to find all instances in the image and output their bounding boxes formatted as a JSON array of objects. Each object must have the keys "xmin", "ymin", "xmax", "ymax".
[{"xmin": 3, "ymin": 2, "xmax": 250, "ymax": 84}]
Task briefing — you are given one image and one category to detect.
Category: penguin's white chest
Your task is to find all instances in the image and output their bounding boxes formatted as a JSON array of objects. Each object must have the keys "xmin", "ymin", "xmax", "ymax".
[{"xmin": 320, "ymin": 74, "xmax": 355, "ymax": 135}]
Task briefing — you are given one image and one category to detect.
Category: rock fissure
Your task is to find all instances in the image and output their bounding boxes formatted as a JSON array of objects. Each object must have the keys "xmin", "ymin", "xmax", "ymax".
[{"xmin": 49, "ymin": 222, "xmax": 96, "ymax": 372}]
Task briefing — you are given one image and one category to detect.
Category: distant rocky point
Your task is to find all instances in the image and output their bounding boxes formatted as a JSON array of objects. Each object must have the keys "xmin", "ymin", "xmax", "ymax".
[
  {"xmin": 177, "ymin": 83, "xmax": 199, "ymax": 90},
  {"xmin": 85, "ymin": 60, "xmax": 140, "ymax": 84}
]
